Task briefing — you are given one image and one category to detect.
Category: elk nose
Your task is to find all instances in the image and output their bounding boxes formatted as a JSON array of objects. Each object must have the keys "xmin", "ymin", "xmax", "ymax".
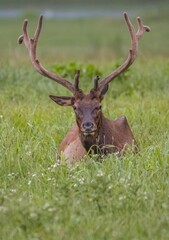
[{"xmin": 82, "ymin": 122, "xmax": 94, "ymax": 131}]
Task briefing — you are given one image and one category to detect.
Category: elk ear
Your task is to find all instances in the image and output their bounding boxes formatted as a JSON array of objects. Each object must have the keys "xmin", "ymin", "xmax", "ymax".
[
  {"xmin": 99, "ymin": 84, "xmax": 109, "ymax": 100},
  {"xmin": 49, "ymin": 95, "xmax": 74, "ymax": 106}
]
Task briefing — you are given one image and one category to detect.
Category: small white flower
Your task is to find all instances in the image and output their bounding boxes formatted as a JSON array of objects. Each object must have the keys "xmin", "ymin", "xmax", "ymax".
[
  {"xmin": 97, "ymin": 170, "xmax": 104, "ymax": 177},
  {"xmin": 26, "ymin": 151, "xmax": 31, "ymax": 156},
  {"xmin": 48, "ymin": 208, "xmax": 56, "ymax": 212},
  {"xmin": 52, "ymin": 163, "xmax": 59, "ymax": 168},
  {"xmin": 143, "ymin": 192, "xmax": 148, "ymax": 200},
  {"xmin": 8, "ymin": 173, "xmax": 15, "ymax": 177},
  {"xmin": 78, "ymin": 177, "xmax": 85, "ymax": 184},
  {"xmin": 30, "ymin": 212, "xmax": 38, "ymax": 218},
  {"xmin": 119, "ymin": 195, "xmax": 126, "ymax": 201},
  {"xmin": 114, "ymin": 151, "xmax": 120, "ymax": 156},
  {"xmin": 28, "ymin": 180, "xmax": 32, "ymax": 185},
  {"xmin": 10, "ymin": 189, "xmax": 16, "ymax": 193},
  {"xmin": 47, "ymin": 178, "xmax": 55, "ymax": 181},
  {"xmin": 119, "ymin": 177, "xmax": 125, "ymax": 183}
]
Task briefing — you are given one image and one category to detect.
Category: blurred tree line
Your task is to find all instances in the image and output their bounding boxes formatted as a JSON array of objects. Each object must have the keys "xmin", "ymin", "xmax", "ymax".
[{"xmin": 1, "ymin": 0, "xmax": 168, "ymax": 8}]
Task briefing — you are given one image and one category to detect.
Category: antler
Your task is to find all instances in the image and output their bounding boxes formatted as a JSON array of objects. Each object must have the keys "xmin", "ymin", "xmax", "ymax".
[
  {"xmin": 96, "ymin": 12, "xmax": 150, "ymax": 92},
  {"xmin": 18, "ymin": 16, "xmax": 79, "ymax": 94}
]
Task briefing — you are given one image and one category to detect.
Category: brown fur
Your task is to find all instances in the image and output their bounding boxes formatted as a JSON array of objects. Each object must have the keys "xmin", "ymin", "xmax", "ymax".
[{"xmin": 59, "ymin": 115, "xmax": 137, "ymax": 164}]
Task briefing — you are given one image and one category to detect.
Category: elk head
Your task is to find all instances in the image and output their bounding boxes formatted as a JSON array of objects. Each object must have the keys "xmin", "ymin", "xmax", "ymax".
[
  {"xmin": 49, "ymin": 72, "xmax": 109, "ymax": 139},
  {"xmin": 18, "ymin": 13, "xmax": 150, "ymax": 152}
]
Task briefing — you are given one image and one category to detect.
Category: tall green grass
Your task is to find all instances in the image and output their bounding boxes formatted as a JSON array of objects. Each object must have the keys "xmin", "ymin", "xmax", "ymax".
[{"xmin": 0, "ymin": 9, "xmax": 169, "ymax": 240}]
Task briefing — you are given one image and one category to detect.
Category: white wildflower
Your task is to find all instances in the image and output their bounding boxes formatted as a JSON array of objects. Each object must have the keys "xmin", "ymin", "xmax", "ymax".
[
  {"xmin": 28, "ymin": 180, "xmax": 32, "ymax": 185},
  {"xmin": 97, "ymin": 170, "xmax": 104, "ymax": 177},
  {"xmin": 8, "ymin": 173, "xmax": 15, "ymax": 177},
  {"xmin": 108, "ymin": 185, "xmax": 113, "ymax": 190},
  {"xmin": 119, "ymin": 195, "xmax": 126, "ymax": 201},
  {"xmin": 26, "ymin": 151, "xmax": 31, "ymax": 156},
  {"xmin": 47, "ymin": 177, "xmax": 55, "ymax": 181},
  {"xmin": 30, "ymin": 212, "xmax": 38, "ymax": 219},
  {"xmin": 48, "ymin": 208, "xmax": 56, "ymax": 212},
  {"xmin": 143, "ymin": 192, "xmax": 148, "ymax": 200},
  {"xmin": 10, "ymin": 189, "xmax": 16, "ymax": 193},
  {"xmin": 119, "ymin": 177, "xmax": 125, "ymax": 183},
  {"xmin": 78, "ymin": 177, "xmax": 85, "ymax": 184}
]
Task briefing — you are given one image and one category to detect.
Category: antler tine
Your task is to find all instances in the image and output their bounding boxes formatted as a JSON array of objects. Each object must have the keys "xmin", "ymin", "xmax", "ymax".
[
  {"xmin": 18, "ymin": 19, "xmax": 29, "ymax": 45},
  {"xmin": 31, "ymin": 15, "xmax": 43, "ymax": 61},
  {"xmin": 124, "ymin": 12, "xmax": 136, "ymax": 44},
  {"xmin": 97, "ymin": 12, "xmax": 150, "ymax": 92},
  {"xmin": 34, "ymin": 15, "xmax": 43, "ymax": 42},
  {"xmin": 18, "ymin": 16, "xmax": 76, "ymax": 94},
  {"xmin": 93, "ymin": 76, "xmax": 100, "ymax": 91},
  {"xmin": 136, "ymin": 16, "xmax": 150, "ymax": 40},
  {"xmin": 74, "ymin": 70, "xmax": 80, "ymax": 90}
]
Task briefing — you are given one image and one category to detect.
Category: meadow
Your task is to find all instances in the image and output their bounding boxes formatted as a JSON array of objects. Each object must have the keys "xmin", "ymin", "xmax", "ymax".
[{"xmin": 0, "ymin": 4, "xmax": 169, "ymax": 240}]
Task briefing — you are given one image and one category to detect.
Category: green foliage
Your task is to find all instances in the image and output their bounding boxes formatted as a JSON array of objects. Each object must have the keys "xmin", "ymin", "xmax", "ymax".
[
  {"xmin": 52, "ymin": 62, "xmax": 102, "ymax": 91},
  {"xmin": 52, "ymin": 62, "xmax": 102, "ymax": 80},
  {"xmin": 0, "ymin": 10, "xmax": 169, "ymax": 240},
  {"xmin": 1, "ymin": 58, "xmax": 169, "ymax": 240}
]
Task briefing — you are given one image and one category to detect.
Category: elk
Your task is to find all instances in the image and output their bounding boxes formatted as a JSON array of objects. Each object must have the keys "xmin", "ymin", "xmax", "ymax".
[{"xmin": 18, "ymin": 12, "xmax": 150, "ymax": 164}]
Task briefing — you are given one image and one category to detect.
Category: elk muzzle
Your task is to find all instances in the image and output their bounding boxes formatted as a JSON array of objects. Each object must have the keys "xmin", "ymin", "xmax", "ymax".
[
  {"xmin": 81, "ymin": 122, "xmax": 96, "ymax": 136},
  {"xmin": 80, "ymin": 121, "xmax": 97, "ymax": 136}
]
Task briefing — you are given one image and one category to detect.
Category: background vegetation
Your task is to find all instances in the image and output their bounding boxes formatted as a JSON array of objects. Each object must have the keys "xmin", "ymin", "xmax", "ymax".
[{"xmin": 0, "ymin": 1, "xmax": 169, "ymax": 240}]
